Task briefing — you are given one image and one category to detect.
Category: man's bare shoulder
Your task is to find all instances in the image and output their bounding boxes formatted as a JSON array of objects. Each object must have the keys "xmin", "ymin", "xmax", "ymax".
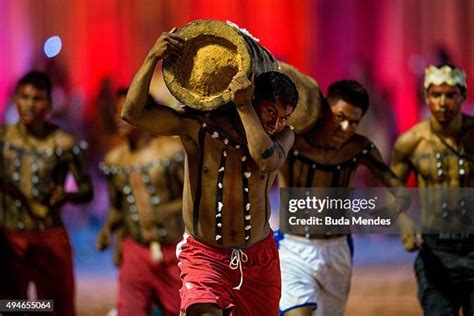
[
  {"xmin": 277, "ymin": 125, "xmax": 294, "ymax": 137},
  {"xmin": 275, "ymin": 126, "xmax": 295, "ymax": 143},
  {"xmin": 0, "ymin": 124, "xmax": 15, "ymax": 138},
  {"xmin": 151, "ymin": 136, "xmax": 182, "ymax": 149},
  {"xmin": 340, "ymin": 134, "xmax": 372, "ymax": 156},
  {"xmin": 349, "ymin": 133, "xmax": 371, "ymax": 147},
  {"xmin": 393, "ymin": 120, "xmax": 428, "ymax": 156},
  {"xmin": 104, "ymin": 144, "xmax": 128, "ymax": 165},
  {"xmin": 150, "ymin": 136, "xmax": 184, "ymax": 157},
  {"xmin": 53, "ymin": 128, "xmax": 77, "ymax": 150}
]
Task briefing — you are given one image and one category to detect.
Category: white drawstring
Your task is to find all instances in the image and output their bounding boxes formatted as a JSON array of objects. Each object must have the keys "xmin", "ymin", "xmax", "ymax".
[
  {"xmin": 229, "ymin": 249, "xmax": 248, "ymax": 290},
  {"xmin": 150, "ymin": 241, "xmax": 163, "ymax": 263}
]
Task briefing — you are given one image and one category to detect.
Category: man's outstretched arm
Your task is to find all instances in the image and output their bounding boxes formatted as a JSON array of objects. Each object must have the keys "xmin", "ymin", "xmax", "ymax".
[{"xmin": 121, "ymin": 29, "xmax": 192, "ymax": 136}]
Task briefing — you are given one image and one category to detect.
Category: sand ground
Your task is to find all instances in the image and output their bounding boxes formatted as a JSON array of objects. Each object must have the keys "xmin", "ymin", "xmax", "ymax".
[{"xmin": 76, "ymin": 263, "xmax": 421, "ymax": 316}]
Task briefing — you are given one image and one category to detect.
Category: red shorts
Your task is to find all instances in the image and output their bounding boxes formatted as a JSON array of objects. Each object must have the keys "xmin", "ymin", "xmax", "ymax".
[
  {"xmin": 176, "ymin": 232, "xmax": 281, "ymax": 315},
  {"xmin": 0, "ymin": 227, "xmax": 75, "ymax": 316},
  {"xmin": 118, "ymin": 238, "xmax": 181, "ymax": 316}
]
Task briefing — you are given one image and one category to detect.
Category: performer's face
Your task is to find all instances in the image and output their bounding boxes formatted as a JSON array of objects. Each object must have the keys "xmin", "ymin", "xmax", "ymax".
[
  {"xmin": 15, "ymin": 84, "xmax": 50, "ymax": 126},
  {"xmin": 115, "ymin": 95, "xmax": 135, "ymax": 137},
  {"xmin": 425, "ymin": 83, "xmax": 464, "ymax": 124},
  {"xmin": 255, "ymin": 100, "xmax": 293, "ymax": 135},
  {"xmin": 326, "ymin": 100, "xmax": 363, "ymax": 147}
]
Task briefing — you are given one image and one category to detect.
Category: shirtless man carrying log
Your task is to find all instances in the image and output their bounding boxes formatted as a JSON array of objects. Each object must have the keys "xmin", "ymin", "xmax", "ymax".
[
  {"xmin": 278, "ymin": 80, "xmax": 409, "ymax": 316},
  {"xmin": 121, "ymin": 29, "xmax": 299, "ymax": 316}
]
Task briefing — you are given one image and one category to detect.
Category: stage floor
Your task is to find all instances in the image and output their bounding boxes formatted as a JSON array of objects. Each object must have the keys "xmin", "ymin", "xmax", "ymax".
[{"xmin": 72, "ymin": 228, "xmax": 421, "ymax": 315}]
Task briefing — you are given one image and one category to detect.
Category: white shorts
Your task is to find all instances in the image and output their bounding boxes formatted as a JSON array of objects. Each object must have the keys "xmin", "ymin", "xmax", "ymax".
[{"xmin": 278, "ymin": 233, "xmax": 353, "ymax": 316}]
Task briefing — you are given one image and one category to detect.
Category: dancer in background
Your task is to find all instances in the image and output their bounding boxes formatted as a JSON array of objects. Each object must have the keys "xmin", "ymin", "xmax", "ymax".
[
  {"xmin": 0, "ymin": 71, "xmax": 93, "ymax": 316},
  {"xmin": 391, "ymin": 64, "xmax": 474, "ymax": 315},
  {"xmin": 97, "ymin": 89, "xmax": 184, "ymax": 316}
]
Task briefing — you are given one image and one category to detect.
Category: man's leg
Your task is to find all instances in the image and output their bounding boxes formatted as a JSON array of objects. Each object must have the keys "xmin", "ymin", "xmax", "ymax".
[
  {"xmin": 279, "ymin": 235, "xmax": 318, "ymax": 316},
  {"xmin": 232, "ymin": 233, "xmax": 282, "ymax": 316},
  {"xmin": 117, "ymin": 239, "xmax": 153, "ymax": 316},
  {"xmin": 280, "ymin": 235, "xmax": 352, "ymax": 316},
  {"xmin": 31, "ymin": 229, "xmax": 75, "ymax": 316},
  {"xmin": 414, "ymin": 250, "xmax": 459, "ymax": 316},
  {"xmin": 152, "ymin": 242, "xmax": 181, "ymax": 316},
  {"xmin": 313, "ymin": 238, "xmax": 352, "ymax": 316},
  {"xmin": 176, "ymin": 235, "xmax": 233, "ymax": 314},
  {"xmin": 0, "ymin": 230, "xmax": 30, "ymax": 299}
]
